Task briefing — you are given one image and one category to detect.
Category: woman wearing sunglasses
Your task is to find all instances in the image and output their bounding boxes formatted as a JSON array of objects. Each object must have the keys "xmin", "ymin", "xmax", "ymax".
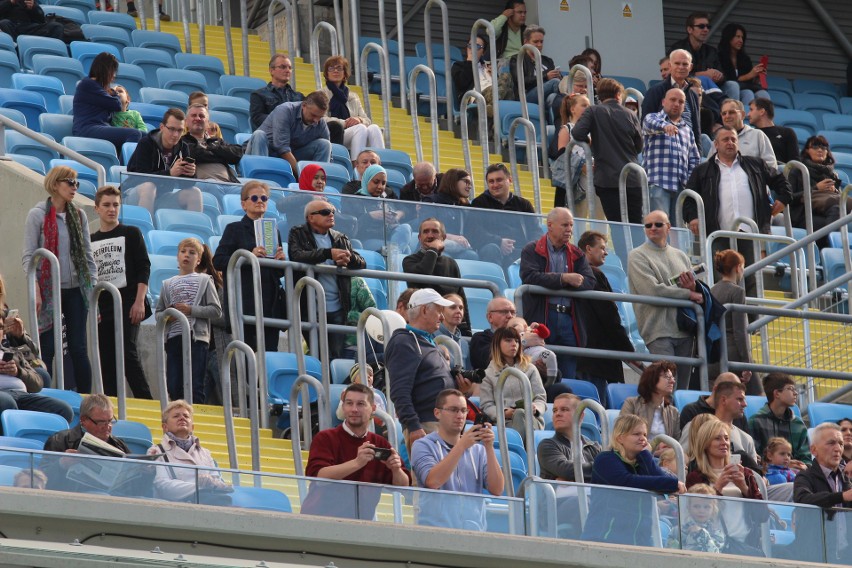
[
  {"xmin": 22, "ymin": 166, "xmax": 97, "ymax": 393},
  {"xmin": 212, "ymin": 180, "xmax": 286, "ymax": 353}
]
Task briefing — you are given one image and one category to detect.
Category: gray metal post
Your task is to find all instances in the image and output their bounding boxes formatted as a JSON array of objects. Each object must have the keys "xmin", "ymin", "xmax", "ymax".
[
  {"xmin": 154, "ymin": 307, "xmax": 192, "ymax": 409},
  {"xmin": 408, "ymin": 64, "xmax": 440, "ymax": 169},
  {"xmin": 459, "ymin": 89, "xmax": 490, "ymax": 188},
  {"xmin": 356, "ymin": 307, "xmax": 396, "ymax": 417},
  {"xmin": 424, "ymin": 0, "xmax": 452, "ymax": 130},
  {"xmin": 469, "ymin": 20, "xmax": 500, "ymax": 153},
  {"xmin": 239, "ymin": 0, "xmax": 250, "ymax": 76},
  {"xmin": 841, "ymin": 185, "xmax": 852, "ymax": 315},
  {"xmin": 220, "ymin": 340, "xmax": 257, "ymax": 471},
  {"xmin": 178, "ymin": 0, "xmax": 191, "ymax": 53},
  {"xmin": 152, "ymin": 0, "xmax": 160, "ymax": 32},
  {"xmin": 332, "ymin": 0, "xmax": 345, "ymax": 55},
  {"xmin": 784, "ymin": 160, "xmax": 817, "ymax": 291},
  {"xmin": 651, "ymin": 435, "xmax": 685, "ymax": 482},
  {"xmin": 25, "ymin": 249, "xmax": 63, "ymax": 389},
  {"xmin": 434, "ymin": 335, "xmax": 462, "ymax": 369},
  {"xmin": 222, "ymin": 0, "xmax": 235, "ymax": 74},
  {"xmin": 508, "ymin": 117, "xmax": 541, "ymax": 212},
  {"xmin": 516, "ymin": 44, "xmax": 549, "ymax": 180},
  {"xmin": 311, "ymin": 22, "xmax": 340, "ymax": 90},
  {"xmin": 196, "ymin": 0, "xmax": 205, "ymax": 55},
  {"xmin": 137, "ymin": 0, "xmax": 146, "ymax": 31},
  {"xmin": 349, "ymin": 0, "xmax": 360, "ymax": 86},
  {"xmin": 87, "ymin": 282, "xmax": 125, "ymax": 418},
  {"xmin": 373, "ymin": 407, "xmax": 403, "ymax": 522},
  {"xmin": 624, "ymin": 88, "xmax": 644, "ymax": 119},
  {"xmin": 572, "ymin": 399, "xmax": 608, "ymax": 484},
  {"xmin": 566, "ymin": 64, "xmax": 595, "ymax": 105},
  {"xmin": 394, "ymin": 0, "xmax": 406, "ymax": 111},
  {"xmin": 494, "ymin": 367, "xmax": 535, "ymax": 497},
  {"xmin": 618, "ymin": 162, "xmax": 650, "ymax": 221},
  {"xmin": 675, "ymin": 188, "xmax": 707, "ymax": 264},
  {"xmin": 360, "ymin": 42, "xmax": 392, "ymax": 148},
  {"xmin": 289, "ymin": 374, "xmax": 329, "ymax": 458}
]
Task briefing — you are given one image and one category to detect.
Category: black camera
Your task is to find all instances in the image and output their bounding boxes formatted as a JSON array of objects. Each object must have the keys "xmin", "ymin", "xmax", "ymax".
[{"xmin": 451, "ymin": 366, "xmax": 486, "ymax": 384}]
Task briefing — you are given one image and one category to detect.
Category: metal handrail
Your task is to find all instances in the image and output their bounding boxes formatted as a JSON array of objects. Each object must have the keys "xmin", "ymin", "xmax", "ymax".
[
  {"xmin": 394, "ymin": 0, "xmax": 406, "ymax": 112},
  {"xmin": 154, "ymin": 307, "xmax": 192, "ymax": 408},
  {"xmin": 239, "ymin": 0, "xmax": 250, "ymax": 76},
  {"xmin": 784, "ymin": 160, "xmax": 817, "ymax": 291},
  {"xmin": 650, "ymin": 435, "xmax": 685, "ymax": 482},
  {"xmin": 25, "ymin": 248, "xmax": 63, "ymax": 389},
  {"xmin": 515, "ymin": 44, "xmax": 549, "ymax": 180},
  {"xmin": 459, "ymin": 90, "xmax": 489, "ymax": 187},
  {"xmin": 566, "ymin": 64, "xmax": 595, "ymax": 104},
  {"xmin": 289, "ymin": 374, "xmax": 329, "ymax": 458},
  {"xmin": 220, "ymin": 340, "xmax": 258, "ymax": 471},
  {"xmin": 222, "ymin": 0, "xmax": 235, "ymax": 74},
  {"xmin": 289, "ymin": 277, "xmax": 331, "ymax": 448},
  {"xmin": 311, "ymin": 22, "xmax": 340, "ymax": 90},
  {"xmin": 152, "ymin": 0, "xmax": 161, "ymax": 32},
  {"xmin": 675, "ymin": 188, "xmax": 707, "ymax": 264},
  {"xmin": 332, "ymin": 0, "xmax": 346, "ymax": 56},
  {"xmin": 408, "ymin": 64, "xmax": 440, "ymax": 169},
  {"xmin": 178, "ymin": 0, "xmax": 191, "ymax": 54},
  {"xmin": 434, "ymin": 335, "xmax": 463, "ymax": 369},
  {"xmin": 840, "ymin": 184, "xmax": 852, "ymax": 315},
  {"xmin": 617, "ymin": 162, "xmax": 650, "ymax": 222},
  {"xmin": 565, "ymin": 140, "xmax": 594, "ymax": 217},
  {"xmin": 508, "ymin": 117, "xmax": 541, "ymax": 212},
  {"xmin": 571, "ymin": 398, "xmax": 608, "ymax": 486},
  {"xmin": 349, "ymin": 0, "xmax": 361, "ymax": 86},
  {"xmin": 225, "ymin": 249, "xmax": 269, "ymax": 427},
  {"xmin": 136, "ymin": 0, "xmax": 146, "ymax": 31},
  {"xmin": 356, "ymin": 307, "xmax": 397, "ymax": 418},
  {"xmin": 87, "ymin": 282, "xmax": 124, "ymax": 416},
  {"xmin": 373, "ymin": 407, "xmax": 404, "ymax": 523},
  {"xmin": 470, "ymin": 19, "xmax": 500, "ymax": 153},
  {"xmin": 424, "ymin": 0, "xmax": 452, "ymax": 129},
  {"xmin": 0, "ymin": 116, "xmax": 106, "ymax": 187},
  {"xmin": 360, "ymin": 42, "xmax": 392, "ymax": 148},
  {"xmin": 196, "ymin": 0, "xmax": 205, "ymax": 55},
  {"xmin": 494, "ymin": 367, "xmax": 535, "ymax": 497},
  {"xmin": 268, "ymin": 0, "xmax": 298, "ymax": 81},
  {"xmin": 728, "ymin": 216, "xmax": 766, "ymax": 297}
]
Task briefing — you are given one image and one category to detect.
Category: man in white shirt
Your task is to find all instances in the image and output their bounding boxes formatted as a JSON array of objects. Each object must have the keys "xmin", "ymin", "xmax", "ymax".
[{"xmin": 709, "ymin": 98, "xmax": 777, "ymax": 169}]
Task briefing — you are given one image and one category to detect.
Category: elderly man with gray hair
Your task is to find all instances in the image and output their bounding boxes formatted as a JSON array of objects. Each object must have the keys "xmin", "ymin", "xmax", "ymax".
[
  {"xmin": 642, "ymin": 49, "xmax": 702, "ymax": 141},
  {"xmin": 400, "ymin": 161, "xmax": 442, "ymax": 202}
]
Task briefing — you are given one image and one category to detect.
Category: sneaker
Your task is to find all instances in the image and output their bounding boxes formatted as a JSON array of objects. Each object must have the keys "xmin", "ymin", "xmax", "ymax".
[
  {"xmin": 159, "ymin": 11, "xmax": 171, "ymax": 21},
  {"xmin": 128, "ymin": 9, "xmax": 138, "ymax": 16}
]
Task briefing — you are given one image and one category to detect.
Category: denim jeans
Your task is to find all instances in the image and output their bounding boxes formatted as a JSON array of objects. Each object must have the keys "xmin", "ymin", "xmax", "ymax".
[
  {"xmin": 649, "ymin": 184, "xmax": 678, "ymax": 221},
  {"xmin": 0, "ymin": 389, "xmax": 74, "ymax": 430},
  {"xmin": 245, "ymin": 130, "xmax": 332, "ymax": 164},
  {"xmin": 165, "ymin": 336, "xmax": 208, "ymax": 404},
  {"xmin": 546, "ymin": 306, "xmax": 578, "ymax": 380},
  {"xmin": 39, "ymin": 287, "xmax": 92, "ymax": 393}
]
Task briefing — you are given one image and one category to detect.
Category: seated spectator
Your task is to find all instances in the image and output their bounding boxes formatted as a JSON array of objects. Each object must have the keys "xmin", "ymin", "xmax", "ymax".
[
  {"xmin": 0, "ymin": 275, "xmax": 50, "ymax": 387},
  {"xmin": 479, "ymin": 327, "xmax": 546, "ymax": 433},
  {"xmin": 14, "ymin": 468, "xmax": 47, "ymax": 489},
  {"xmin": 672, "ymin": 483, "xmax": 726, "ymax": 553},
  {"xmin": 748, "ymin": 372, "xmax": 811, "ymax": 468},
  {"xmin": 188, "ymin": 91, "xmax": 208, "ymax": 108},
  {"xmin": 111, "ymin": 85, "xmax": 147, "ymax": 132},
  {"xmin": 679, "ymin": 371, "xmax": 749, "ymax": 432},
  {"xmin": 403, "ymin": 217, "xmax": 475, "ymax": 299},
  {"xmin": 206, "ymin": 121, "xmax": 222, "ymax": 139},
  {"xmin": 717, "ymin": 23, "xmax": 769, "ymax": 106},
  {"xmin": 764, "ymin": 437, "xmax": 798, "ymax": 485},
  {"xmin": 349, "ymin": 164, "xmax": 410, "ymax": 252},
  {"xmin": 303, "ymin": 383, "xmax": 409, "ymax": 519},
  {"xmin": 147, "ymin": 400, "xmax": 232, "ymax": 503},
  {"xmin": 420, "ymin": 169, "xmax": 476, "ymax": 257},
  {"xmin": 709, "ymin": 99, "xmax": 776, "ymax": 168},
  {"xmin": 280, "ymin": 163, "xmax": 327, "ymax": 232},
  {"xmin": 400, "ymin": 161, "xmax": 442, "ymax": 202},
  {"xmin": 582, "ymin": 414, "xmax": 684, "ymax": 546},
  {"xmin": 126, "ymin": 108, "xmax": 204, "ymax": 213},
  {"xmin": 508, "ymin": 25, "xmax": 561, "ymax": 105},
  {"xmin": 537, "ymin": 393, "xmax": 601, "ymax": 481},
  {"xmin": 621, "ymin": 361, "xmax": 681, "ymax": 442},
  {"xmin": 182, "ymin": 103, "xmax": 243, "ymax": 184},
  {"xmin": 470, "ymin": 297, "xmax": 516, "ymax": 371},
  {"xmin": 748, "ymin": 98, "xmax": 798, "ymax": 164},
  {"xmin": 0, "ymin": 0, "xmax": 62, "ymax": 40},
  {"xmin": 435, "ymin": 293, "xmax": 467, "ymax": 342},
  {"xmin": 73, "ymin": 52, "xmax": 143, "ymax": 152},
  {"xmin": 411, "ymin": 388, "xmax": 504, "ymax": 529},
  {"xmin": 335, "ymin": 364, "xmax": 386, "ymax": 421},
  {"xmin": 451, "ymin": 35, "xmax": 493, "ymax": 117},
  {"xmin": 320, "ymin": 55, "xmax": 384, "ymax": 158},
  {"xmin": 550, "ymin": 93, "xmax": 590, "ymax": 211},
  {"xmin": 839, "ymin": 418, "xmax": 852, "ymax": 467},
  {"xmin": 250, "ymin": 54, "xmax": 303, "ymax": 130},
  {"xmin": 341, "ymin": 149, "xmax": 381, "ymax": 195},
  {"xmin": 685, "ymin": 418, "xmax": 767, "ymax": 552}
]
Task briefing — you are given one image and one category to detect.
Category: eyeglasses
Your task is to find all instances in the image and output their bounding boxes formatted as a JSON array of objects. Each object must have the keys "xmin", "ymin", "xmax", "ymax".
[
  {"xmin": 488, "ymin": 309, "xmax": 516, "ymax": 315},
  {"xmin": 309, "ymin": 208, "xmax": 335, "ymax": 217},
  {"xmin": 247, "ymin": 195, "xmax": 269, "ymax": 203},
  {"xmin": 59, "ymin": 178, "xmax": 80, "ymax": 188},
  {"xmin": 271, "ymin": 64, "xmax": 292, "ymax": 70},
  {"xmin": 644, "ymin": 222, "xmax": 666, "ymax": 228},
  {"xmin": 809, "ymin": 143, "xmax": 829, "ymax": 150},
  {"xmin": 692, "ymin": 23, "xmax": 711, "ymax": 30},
  {"xmin": 327, "ymin": 65, "xmax": 345, "ymax": 72},
  {"xmin": 162, "ymin": 125, "xmax": 183, "ymax": 134},
  {"xmin": 780, "ymin": 386, "xmax": 798, "ymax": 393},
  {"xmin": 440, "ymin": 407, "xmax": 468, "ymax": 415},
  {"xmin": 85, "ymin": 416, "xmax": 117, "ymax": 426},
  {"xmin": 468, "ymin": 43, "xmax": 485, "ymax": 50}
]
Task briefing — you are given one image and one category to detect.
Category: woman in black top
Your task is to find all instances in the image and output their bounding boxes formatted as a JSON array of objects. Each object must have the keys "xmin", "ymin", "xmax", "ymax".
[{"xmin": 717, "ymin": 23, "xmax": 769, "ymax": 106}]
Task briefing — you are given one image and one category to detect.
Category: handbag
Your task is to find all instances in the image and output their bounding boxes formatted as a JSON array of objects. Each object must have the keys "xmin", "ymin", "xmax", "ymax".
[{"xmin": 718, "ymin": 505, "xmax": 766, "ymax": 557}]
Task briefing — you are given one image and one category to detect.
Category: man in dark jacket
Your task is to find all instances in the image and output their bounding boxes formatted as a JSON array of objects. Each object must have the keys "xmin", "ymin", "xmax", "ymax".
[
  {"xmin": 508, "ymin": 25, "xmax": 561, "ymax": 104},
  {"xmin": 126, "ymin": 108, "xmax": 203, "ymax": 213},
  {"xmin": 183, "ymin": 103, "xmax": 242, "ymax": 184},
  {"xmin": 450, "ymin": 37, "xmax": 493, "ymax": 116},
  {"xmin": 288, "ymin": 198, "xmax": 365, "ymax": 358},
  {"xmin": 0, "ymin": 0, "xmax": 63, "ymax": 40},
  {"xmin": 249, "ymin": 54, "xmax": 303, "ymax": 131},
  {"xmin": 538, "ymin": 393, "xmax": 601, "ymax": 482},
  {"xmin": 399, "ymin": 162, "xmax": 442, "ymax": 202},
  {"xmin": 642, "ymin": 49, "xmax": 702, "ymax": 143},
  {"xmin": 519, "ymin": 207, "xmax": 595, "ymax": 380}
]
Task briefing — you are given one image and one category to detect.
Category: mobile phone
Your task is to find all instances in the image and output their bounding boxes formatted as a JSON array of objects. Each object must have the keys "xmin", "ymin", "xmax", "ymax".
[
  {"xmin": 183, "ymin": 157, "xmax": 196, "ymax": 164},
  {"xmin": 2, "ymin": 352, "xmax": 13, "ymax": 362},
  {"xmin": 372, "ymin": 447, "xmax": 392, "ymax": 461},
  {"xmin": 7, "ymin": 309, "xmax": 18, "ymax": 320},
  {"xmin": 730, "ymin": 454, "xmax": 742, "ymax": 466},
  {"xmin": 473, "ymin": 412, "xmax": 487, "ymax": 426}
]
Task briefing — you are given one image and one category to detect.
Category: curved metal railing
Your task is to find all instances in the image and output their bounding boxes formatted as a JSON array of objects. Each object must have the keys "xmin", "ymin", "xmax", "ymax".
[
  {"xmin": 508, "ymin": 116, "xmax": 541, "ymax": 212},
  {"xmin": 360, "ymin": 42, "xmax": 392, "ymax": 148},
  {"xmin": 87, "ymin": 282, "xmax": 124, "ymax": 415},
  {"xmin": 154, "ymin": 307, "xmax": 192, "ymax": 408},
  {"xmin": 516, "ymin": 44, "xmax": 549, "ymax": 180},
  {"xmin": 408, "ymin": 64, "xmax": 440, "ymax": 169},
  {"xmin": 469, "ymin": 19, "xmax": 500, "ymax": 152},
  {"xmin": 311, "ymin": 22, "xmax": 340, "ymax": 90},
  {"xmin": 494, "ymin": 367, "xmax": 535, "ymax": 497},
  {"xmin": 25, "ymin": 248, "xmax": 63, "ymax": 389}
]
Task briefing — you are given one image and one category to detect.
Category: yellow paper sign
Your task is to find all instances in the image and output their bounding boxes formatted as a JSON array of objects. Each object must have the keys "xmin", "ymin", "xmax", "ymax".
[{"xmin": 622, "ymin": 3, "xmax": 633, "ymax": 17}]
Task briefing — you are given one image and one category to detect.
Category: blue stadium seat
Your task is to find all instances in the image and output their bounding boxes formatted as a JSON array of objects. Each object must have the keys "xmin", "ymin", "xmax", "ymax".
[
  {"xmin": 200, "ymin": 191, "xmax": 221, "ymax": 222},
  {"xmin": 147, "ymin": 229, "xmax": 198, "ymax": 255},
  {"xmin": 0, "ymin": 106, "xmax": 27, "ymax": 127},
  {"xmin": 123, "ymin": 46, "xmax": 175, "ymax": 87},
  {"xmin": 219, "ymin": 74, "xmax": 265, "ymax": 103},
  {"xmin": 42, "ymin": 4, "xmax": 86, "ymax": 24},
  {"xmin": 384, "ymin": 168, "xmax": 407, "ymax": 194},
  {"xmin": 808, "ymin": 402, "xmax": 852, "ymax": 426},
  {"xmin": 1, "ymin": 410, "xmax": 69, "ymax": 444},
  {"xmin": 8, "ymin": 153, "xmax": 46, "ymax": 175},
  {"xmin": 493, "ymin": 448, "xmax": 527, "ymax": 494},
  {"xmin": 818, "ymin": 130, "xmax": 852, "ymax": 154},
  {"xmin": 493, "ymin": 427, "xmax": 525, "ymax": 460},
  {"xmin": 38, "ymin": 388, "xmax": 82, "ymax": 427},
  {"xmin": 239, "ymin": 155, "xmax": 297, "ymax": 186},
  {"xmin": 0, "ymin": 50, "xmax": 20, "ymax": 88},
  {"xmin": 841, "ymin": 98, "xmax": 852, "ymax": 115},
  {"xmin": 456, "ymin": 259, "xmax": 509, "ymax": 290},
  {"xmin": 296, "ymin": 160, "xmax": 352, "ymax": 189},
  {"xmin": 369, "ymin": 148, "xmax": 413, "ymax": 180},
  {"xmin": 355, "ymin": 248, "xmax": 387, "ymax": 270},
  {"xmin": 766, "ymin": 89, "xmax": 793, "ymax": 110},
  {"xmin": 87, "ymin": 10, "xmax": 137, "ymax": 31},
  {"xmin": 155, "ymin": 209, "xmax": 217, "ymax": 241},
  {"xmin": 49, "ymin": 158, "xmax": 99, "ymax": 186},
  {"xmin": 12, "ymin": 73, "xmax": 65, "ymax": 114},
  {"xmin": 59, "ymin": 94, "xmax": 74, "ymax": 114},
  {"xmin": 76, "ymin": 178, "xmax": 97, "ymax": 199},
  {"xmin": 174, "ymin": 53, "xmax": 226, "ymax": 94},
  {"xmin": 330, "ymin": 143, "xmax": 354, "ymax": 177},
  {"xmin": 0, "ymin": 87, "xmax": 47, "ymax": 128},
  {"xmin": 462, "ymin": 287, "xmax": 492, "ymax": 332},
  {"xmin": 363, "ymin": 277, "xmax": 388, "ymax": 309},
  {"xmin": 207, "ymin": 110, "xmax": 239, "ymax": 144},
  {"xmin": 827, "ymin": 232, "xmax": 851, "ymax": 249},
  {"xmin": 793, "ymin": 93, "xmax": 839, "ymax": 127},
  {"xmin": 330, "ymin": 358, "xmax": 355, "ymax": 385},
  {"xmin": 216, "ymin": 214, "xmax": 242, "ymax": 234},
  {"xmin": 139, "ymin": 87, "xmax": 188, "ymax": 108},
  {"xmin": 0, "ymin": 31, "xmax": 14, "ymax": 54},
  {"xmin": 607, "ymin": 75, "xmax": 646, "ymax": 94},
  {"xmin": 229, "ymin": 486, "xmax": 292, "ymax": 512},
  {"xmin": 774, "ymin": 109, "xmax": 820, "ymax": 136},
  {"xmin": 121, "ymin": 203, "xmax": 155, "ymax": 233},
  {"xmin": 793, "ymin": 78, "xmax": 840, "ymax": 98},
  {"xmin": 207, "ymin": 94, "xmax": 251, "ymax": 134},
  {"xmin": 561, "ymin": 378, "xmax": 601, "ymax": 402},
  {"xmin": 207, "ymin": 234, "xmax": 221, "ymax": 252},
  {"xmin": 130, "ymin": 29, "xmax": 182, "ymax": 61},
  {"xmin": 16, "ymin": 35, "xmax": 68, "ymax": 70},
  {"xmin": 414, "ymin": 41, "xmax": 463, "ymax": 63},
  {"xmin": 112, "ymin": 420, "xmax": 153, "ymax": 455},
  {"xmin": 672, "ymin": 389, "xmax": 710, "ymax": 411},
  {"xmin": 114, "ymin": 62, "xmax": 147, "ymax": 102},
  {"xmin": 32, "ymin": 54, "xmax": 85, "ymax": 95},
  {"xmin": 156, "ymin": 67, "xmax": 208, "ymax": 96},
  {"xmin": 81, "ymin": 24, "xmax": 132, "ymax": 51},
  {"xmin": 62, "ymin": 135, "xmax": 120, "ymax": 172},
  {"xmin": 148, "ymin": 253, "xmax": 179, "ymax": 301},
  {"xmin": 128, "ymin": 102, "xmax": 169, "ymax": 126},
  {"xmin": 70, "ymin": 41, "xmax": 123, "ymax": 74},
  {"xmin": 606, "ymin": 383, "xmax": 638, "ymax": 410},
  {"xmin": 822, "ymin": 114, "xmax": 852, "ymax": 134},
  {"xmin": 265, "ymin": 352, "xmax": 322, "ymax": 406},
  {"xmin": 6, "ymin": 130, "xmax": 58, "ymax": 167},
  {"xmin": 121, "ymin": 141, "xmax": 138, "ymax": 165},
  {"xmin": 822, "ymin": 248, "xmax": 849, "ymax": 284},
  {"xmin": 0, "ymin": 436, "xmax": 43, "ymax": 469},
  {"xmin": 766, "ymin": 76, "xmax": 793, "ymax": 93},
  {"xmin": 0, "ymin": 464, "xmax": 22, "ymax": 486},
  {"xmin": 599, "ymin": 264, "xmax": 628, "ymax": 294},
  {"xmin": 360, "ymin": 36, "xmax": 401, "ymax": 95},
  {"xmin": 108, "ymin": 164, "xmax": 126, "ymax": 184}
]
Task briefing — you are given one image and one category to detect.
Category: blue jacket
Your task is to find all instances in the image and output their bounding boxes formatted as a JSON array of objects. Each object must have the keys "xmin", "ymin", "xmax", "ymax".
[{"xmin": 72, "ymin": 77, "xmax": 122, "ymax": 136}]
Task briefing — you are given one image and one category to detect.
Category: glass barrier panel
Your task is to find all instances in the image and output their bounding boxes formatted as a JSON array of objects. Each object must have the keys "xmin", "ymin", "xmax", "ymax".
[
  {"xmin": 822, "ymin": 506, "xmax": 852, "ymax": 565},
  {"xmin": 38, "ymin": 450, "xmax": 171, "ymax": 500}
]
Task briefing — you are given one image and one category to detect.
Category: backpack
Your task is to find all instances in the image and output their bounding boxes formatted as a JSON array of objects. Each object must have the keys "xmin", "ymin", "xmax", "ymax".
[{"xmin": 46, "ymin": 14, "xmax": 85, "ymax": 43}]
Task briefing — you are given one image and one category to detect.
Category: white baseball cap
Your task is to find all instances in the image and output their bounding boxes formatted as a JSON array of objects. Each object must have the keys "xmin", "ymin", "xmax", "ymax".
[{"xmin": 407, "ymin": 288, "xmax": 455, "ymax": 309}]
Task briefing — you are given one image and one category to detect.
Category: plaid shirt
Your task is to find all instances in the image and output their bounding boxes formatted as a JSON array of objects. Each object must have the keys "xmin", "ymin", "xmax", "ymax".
[{"xmin": 642, "ymin": 109, "xmax": 700, "ymax": 192}]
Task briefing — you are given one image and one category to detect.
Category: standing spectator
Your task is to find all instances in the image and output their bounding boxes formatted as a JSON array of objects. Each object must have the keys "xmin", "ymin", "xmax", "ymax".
[
  {"xmin": 708, "ymin": 250, "xmax": 753, "ymax": 389},
  {"xmin": 479, "ymin": 326, "xmax": 547, "ymax": 433},
  {"xmin": 125, "ymin": 0, "xmax": 169, "ymax": 20},
  {"xmin": 748, "ymin": 98, "xmax": 799, "ymax": 164},
  {"xmin": 551, "ymin": 93, "xmax": 591, "ymax": 212},
  {"xmin": 537, "ymin": 393, "xmax": 601, "ymax": 482},
  {"xmin": 710, "ymin": 99, "xmax": 777, "ymax": 168},
  {"xmin": 621, "ymin": 361, "xmax": 681, "ymax": 441},
  {"xmin": 90, "ymin": 185, "xmax": 153, "ymax": 399},
  {"xmin": 451, "ymin": 35, "xmax": 493, "ymax": 117},
  {"xmin": 509, "ymin": 25, "xmax": 561, "ymax": 104},
  {"xmin": 288, "ymin": 199, "xmax": 366, "ymax": 359},
  {"xmin": 748, "ymin": 373, "xmax": 811, "ymax": 468},
  {"xmin": 471, "ymin": 163, "xmax": 538, "ymax": 267},
  {"xmin": 717, "ymin": 23, "xmax": 769, "ymax": 105},
  {"xmin": 320, "ymin": 55, "xmax": 384, "ymax": 159},
  {"xmin": 668, "ymin": 12, "xmax": 724, "ymax": 84},
  {"xmin": 341, "ymin": 149, "xmax": 380, "ymax": 195},
  {"xmin": 492, "ymin": 0, "xmax": 527, "ymax": 64},
  {"xmin": 627, "ymin": 210, "xmax": 701, "ymax": 389},
  {"xmin": 642, "ymin": 50, "xmax": 701, "ymax": 142},
  {"xmin": 22, "ymin": 166, "xmax": 97, "ymax": 392},
  {"xmin": 155, "ymin": 237, "xmax": 222, "ymax": 403},
  {"xmin": 643, "ymin": 88, "xmax": 701, "ymax": 220},
  {"xmin": 213, "ymin": 181, "xmax": 286, "ymax": 353},
  {"xmin": 72, "ymin": 52, "xmax": 143, "ymax": 152},
  {"xmin": 250, "ymin": 54, "xmax": 303, "ymax": 131},
  {"xmin": 0, "ymin": 0, "xmax": 62, "ymax": 39},
  {"xmin": 250, "ymin": 91, "xmax": 332, "ymax": 175},
  {"xmin": 469, "ymin": 297, "xmax": 516, "ymax": 371},
  {"xmin": 519, "ymin": 207, "xmax": 595, "ymax": 380},
  {"xmin": 572, "ymin": 78, "xmax": 644, "ymax": 223},
  {"xmin": 574, "ymin": 231, "xmax": 634, "ymax": 405},
  {"xmin": 399, "ymin": 161, "xmax": 442, "ymax": 202}
]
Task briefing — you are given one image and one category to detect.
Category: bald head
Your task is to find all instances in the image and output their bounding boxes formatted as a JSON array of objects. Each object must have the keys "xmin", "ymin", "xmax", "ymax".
[
  {"xmin": 485, "ymin": 297, "xmax": 516, "ymax": 330},
  {"xmin": 662, "ymin": 87, "xmax": 686, "ymax": 121}
]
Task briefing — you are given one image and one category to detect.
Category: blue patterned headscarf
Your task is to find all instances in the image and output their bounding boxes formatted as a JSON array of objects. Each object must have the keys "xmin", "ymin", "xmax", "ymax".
[{"xmin": 357, "ymin": 164, "xmax": 387, "ymax": 196}]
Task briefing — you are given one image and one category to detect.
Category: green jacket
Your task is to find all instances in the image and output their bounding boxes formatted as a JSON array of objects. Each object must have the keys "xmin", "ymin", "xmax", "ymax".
[{"xmin": 748, "ymin": 403, "xmax": 812, "ymax": 465}]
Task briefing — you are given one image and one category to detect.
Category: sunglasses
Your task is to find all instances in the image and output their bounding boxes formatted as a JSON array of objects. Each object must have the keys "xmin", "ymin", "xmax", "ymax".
[
  {"xmin": 310, "ymin": 208, "xmax": 335, "ymax": 217},
  {"xmin": 692, "ymin": 23, "xmax": 711, "ymax": 30},
  {"xmin": 246, "ymin": 195, "xmax": 269, "ymax": 202},
  {"xmin": 60, "ymin": 178, "xmax": 80, "ymax": 188},
  {"xmin": 809, "ymin": 143, "xmax": 829, "ymax": 150},
  {"xmin": 644, "ymin": 222, "xmax": 666, "ymax": 229}
]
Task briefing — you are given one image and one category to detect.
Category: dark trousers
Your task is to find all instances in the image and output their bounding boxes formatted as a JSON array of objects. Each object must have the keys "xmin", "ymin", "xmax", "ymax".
[
  {"xmin": 243, "ymin": 322, "xmax": 280, "ymax": 354},
  {"xmin": 0, "ymin": 389, "xmax": 74, "ymax": 431},
  {"xmin": 0, "ymin": 20, "xmax": 63, "ymax": 40},
  {"xmin": 98, "ymin": 316, "xmax": 153, "ymax": 399},
  {"xmin": 165, "ymin": 336, "xmax": 208, "ymax": 404},
  {"xmin": 597, "ymin": 186, "xmax": 644, "ymax": 224},
  {"xmin": 40, "ymin": 287, "xmax": 91, "ymax": 393}
]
